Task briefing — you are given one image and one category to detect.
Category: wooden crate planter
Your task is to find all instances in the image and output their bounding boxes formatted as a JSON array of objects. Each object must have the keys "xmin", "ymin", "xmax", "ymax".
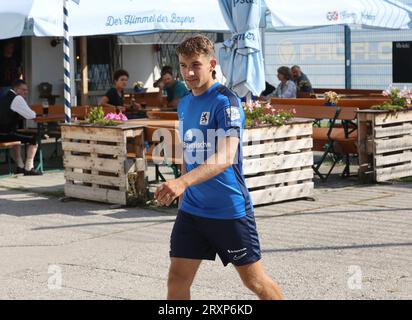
[
  {"xmin": 61, "ymin": 123, "xmax": 146, "ymax": 205},
  {"xmin": 242, "ymin": 119, "xmax": 314, "ymax": 206},
  {"xmin": 358, "ymin": 110, "xmax": 412, "ymax": 182}
]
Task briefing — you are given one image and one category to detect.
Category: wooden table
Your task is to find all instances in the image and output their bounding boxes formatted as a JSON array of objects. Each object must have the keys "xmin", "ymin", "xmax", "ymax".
[
  {"xmin": 33, "ymin": 114, "xmax": 73, "ymax": 172},
  {"xmin": 126, "ymin": 119, "xmax": 178, "ymax": 129}
]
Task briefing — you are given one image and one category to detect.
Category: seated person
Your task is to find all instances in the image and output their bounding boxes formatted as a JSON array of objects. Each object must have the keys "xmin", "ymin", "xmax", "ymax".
[
  {"xmin": 274, "ymin": 66, "xmax": 297, "ymax": 98},
  {"xmin": 155, "ymin": 66, "xmax": 189, "ymax": 109},
  {"xmin": 0, "ymin": 80, "xmax": 42, "ymax": 175},
  {"xmin": 99, "ymin": 69, "xmax": 140, "ymax": 113},
  {"xmin": 291, "ymin": 65, "xmax": 313, "ymax": 94}
]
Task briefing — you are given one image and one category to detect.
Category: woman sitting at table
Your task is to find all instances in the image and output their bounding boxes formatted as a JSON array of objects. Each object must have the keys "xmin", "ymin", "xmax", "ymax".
[
  {"xmin": 273, "ymin": 66, "xmax": 297, "ymax": 99},
  {"xmin": 99, "ymin": 69, "xmax": 141, "ymax": 113}
]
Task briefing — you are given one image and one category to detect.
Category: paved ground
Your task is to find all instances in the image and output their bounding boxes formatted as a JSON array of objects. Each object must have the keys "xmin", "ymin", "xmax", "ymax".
[{"xmin": 0, "ymin": 161, "xmax": 411, "ymax": 300}]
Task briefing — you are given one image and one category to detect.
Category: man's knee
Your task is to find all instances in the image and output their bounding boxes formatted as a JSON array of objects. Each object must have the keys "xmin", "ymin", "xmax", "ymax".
[
  {"xmin": 168, "ymin": 270, "xmax": 192, "ymax": 292},
  {"xmin": 241, "ymin": 274, "xmax": 265, "ymax": 294}
]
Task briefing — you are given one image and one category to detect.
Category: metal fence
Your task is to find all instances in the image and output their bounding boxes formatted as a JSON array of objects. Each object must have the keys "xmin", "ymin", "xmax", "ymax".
[{"xmin": 263, "ymin": 0, "xmax": 412, "ymax": 90}]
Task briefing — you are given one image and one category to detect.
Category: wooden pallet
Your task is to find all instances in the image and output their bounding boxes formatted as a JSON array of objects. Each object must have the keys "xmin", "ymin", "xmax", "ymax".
[
  {"xmin": 242, "ymin": 120, "xmax": 314, "ymax": 206},
  {"xmin": 61, "ymin": 124, "xmax": 146, "ymax": 205},
  {"xmin": 358, "ymin": 110, "xmax": 412, "ymax": 182}
]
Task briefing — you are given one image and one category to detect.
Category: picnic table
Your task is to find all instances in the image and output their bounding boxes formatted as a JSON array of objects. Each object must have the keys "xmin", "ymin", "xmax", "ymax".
[{"xmin": 33, "ymin": 113, "xmax": 69, "ymax": 172}]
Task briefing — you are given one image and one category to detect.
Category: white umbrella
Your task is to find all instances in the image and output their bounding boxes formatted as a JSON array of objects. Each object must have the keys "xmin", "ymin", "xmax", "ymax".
[
  {"xmin": 218, "ymin": 0, "xmax": 265, "ymax": 97},
  {"xmin": 0, "ymin": 1, "xmax": 33, "ymax": 40}
]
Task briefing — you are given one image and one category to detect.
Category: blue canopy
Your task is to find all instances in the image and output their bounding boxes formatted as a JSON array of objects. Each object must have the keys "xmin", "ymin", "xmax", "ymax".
[{"xmin": 218, "ymin": 0, "xmax": 265, "ymax": 97}]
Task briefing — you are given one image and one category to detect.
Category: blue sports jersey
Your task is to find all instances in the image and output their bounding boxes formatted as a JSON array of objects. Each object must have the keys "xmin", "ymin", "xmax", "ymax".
[{"xmin": 177, "ymin": 82, "xmax": 253, "ymax": 220}]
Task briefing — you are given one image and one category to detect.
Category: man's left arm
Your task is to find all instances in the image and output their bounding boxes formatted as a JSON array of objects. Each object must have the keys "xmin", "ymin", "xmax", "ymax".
[
  {"xmin": 10, "ymin": 96, "xmax": 36, "ymax": 119},
  {"xmin": 155, "ymin": 135, "xmax": 239, "ymax": 206}
]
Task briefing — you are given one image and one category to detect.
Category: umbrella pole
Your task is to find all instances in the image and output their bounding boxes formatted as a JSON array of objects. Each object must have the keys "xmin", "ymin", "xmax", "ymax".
[
  {"xmin": 63, "ymin": 0, "xmax": 71, "ymax": 123},
  {"xmin": 246, "ymin": 92, "xmax": 252, "ymax": 104}
]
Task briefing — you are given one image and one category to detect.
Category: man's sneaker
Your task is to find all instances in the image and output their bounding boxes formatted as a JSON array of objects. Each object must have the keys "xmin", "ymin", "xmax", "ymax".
[
  {"xmin": 24, "ymin": 168, "xmax": 43, "ymax": 176},
  {"xmin": 14, "ymin": 167, "xmax": 25, "ymax": 174}
]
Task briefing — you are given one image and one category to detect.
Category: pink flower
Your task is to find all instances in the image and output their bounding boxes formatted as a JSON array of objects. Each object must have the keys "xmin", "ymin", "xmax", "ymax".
[
  {"xmin": 104, "ymin": 113, "xmax": 116, "ymax": 120},
  {"xmin": 292, "ymin": 108, "xmax": 297, "ymax": 114}
]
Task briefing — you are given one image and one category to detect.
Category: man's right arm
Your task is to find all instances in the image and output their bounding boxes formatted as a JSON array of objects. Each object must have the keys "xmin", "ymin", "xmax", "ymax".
[{"xmin": 10, "ymin": 96, "xmax": 36, "ymax": 119}]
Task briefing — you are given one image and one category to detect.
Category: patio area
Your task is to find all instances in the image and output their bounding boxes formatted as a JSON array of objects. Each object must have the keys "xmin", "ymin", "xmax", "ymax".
[{"xmin": 0, "ymin": 160, "xmax": 411, "ymax": 299}]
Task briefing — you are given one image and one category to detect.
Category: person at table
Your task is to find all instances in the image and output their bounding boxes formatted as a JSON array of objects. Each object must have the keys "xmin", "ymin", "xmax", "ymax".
[
  {"xmin": 99, "ymin": 69, "xmax": 140, "ymax": 113},
  {"xmin": 155, "ymin": 66, "xmax": 189, "ymax": 109},
  {"xmin": 291, "ymin": 65, "xmax": 313, "ymax": 94},
  {"xmin": 274, "ymin": 66, "xmax": 297, "ymax": 98},
  {"xmin": 0, "ymin": 80, "xmax": 42, "ymax": 175}
]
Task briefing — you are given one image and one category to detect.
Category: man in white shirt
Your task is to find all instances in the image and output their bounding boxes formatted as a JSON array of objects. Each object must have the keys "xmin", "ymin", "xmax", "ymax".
[{"xmin": 0, "ymin": 80, "xmax": 42, "ymax": 175}]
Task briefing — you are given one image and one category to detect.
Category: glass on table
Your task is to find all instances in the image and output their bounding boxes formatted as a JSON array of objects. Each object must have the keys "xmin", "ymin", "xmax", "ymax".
[{"xmin": 42, "ymin": 99, "xmax": 49, "ymax": 116}]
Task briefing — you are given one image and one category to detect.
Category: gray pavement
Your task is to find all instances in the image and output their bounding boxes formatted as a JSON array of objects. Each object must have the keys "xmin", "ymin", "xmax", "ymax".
[{"xmin": 0, "ymin": 168, "xmax": 411, "ymax": 300}]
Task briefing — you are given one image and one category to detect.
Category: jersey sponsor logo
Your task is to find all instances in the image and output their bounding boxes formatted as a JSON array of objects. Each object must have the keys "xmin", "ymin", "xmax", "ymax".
[
  {"xmin": 225, "ymin": 106, "xmax": 241, "ymax": 127},
  {"xmin": 199, "ymin": 112, "xmax": 210, "ymax": 125},
  {"xmin": 185, "ymin": 129, "xmax": 194, "ymax": 141}
]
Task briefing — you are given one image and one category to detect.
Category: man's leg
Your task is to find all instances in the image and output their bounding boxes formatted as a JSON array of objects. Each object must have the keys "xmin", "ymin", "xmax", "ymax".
[
  {"xmin": 11, "ymin": 145, "xmax": 24, "ymax": 169},
  {"xmin": 25, "ymin": 144, "xmax": 38, "ymax": 171},
  {"xmin": 235, "ymin": 261, "xmax": 283, "ymax": 300},
  {"xmin": 167, "ymin": 257, "xmax": 202, "ymax": 300}
]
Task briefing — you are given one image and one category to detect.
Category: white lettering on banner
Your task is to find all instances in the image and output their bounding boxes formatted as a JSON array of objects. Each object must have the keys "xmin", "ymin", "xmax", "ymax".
[{"xmin": 396, "ymin": 42, "xmax": 411, "ymax": 49}]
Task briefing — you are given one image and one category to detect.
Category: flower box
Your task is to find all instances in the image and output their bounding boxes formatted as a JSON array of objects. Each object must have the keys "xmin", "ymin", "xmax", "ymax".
[
  {"xmin": 358, "ymin": 109, "xmax": 412, "ymax": 182},
  {"xmin": 242, "ymin": 119, "xmax": 314, "ymax": 206},
  {"xmin": 60, "ymin": 123, "xmax": 147, "ymax": 205}
]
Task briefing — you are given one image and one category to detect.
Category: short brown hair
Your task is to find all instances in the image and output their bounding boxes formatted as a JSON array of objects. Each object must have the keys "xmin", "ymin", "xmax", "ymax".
[
  {"xmin": 176, "ymin": 35, "xmax": 215, "ymax": 58},
  {"xmin": 161, "ymin": 65, "xmax": 173, "ymax": 77},
  {"xmin": 113, "ymin": 69, "xmax": 129, "ymax": 82},
  {"xmin": 277, "ymin": 66, "xmax": 293, "ymax": 81}
]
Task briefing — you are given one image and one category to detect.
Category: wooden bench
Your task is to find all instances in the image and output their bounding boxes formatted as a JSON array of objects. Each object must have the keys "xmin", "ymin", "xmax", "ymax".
[
  {"xmin": 271, "ymin": 104, "xmax": 359, "ymax": 180},
  {"xmin": 133, "ymin": 92, "xmax": 167, "ymax": 107},
  {"xmin": 271, "ymin": 98, "xmax": 388, "ymax": 109},
  {"xmin": 0, "ymin": 140, "xmax": 21, "ymax": 175},
  {"xmin": 143, "ymin": 126, "xmax": 182, "ymax": 183},
  {"xmin": 146, "ymin": 111, "xmax": 178, "ymax": 120},
  {"xmin": 313, "ymin": 88, "xmax": 383, "ymax": 95}
]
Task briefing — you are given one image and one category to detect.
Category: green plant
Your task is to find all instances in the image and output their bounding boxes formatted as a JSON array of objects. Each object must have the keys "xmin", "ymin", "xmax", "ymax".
[
  {"xmin": 86, "ymin": 106, "xmax": 119, "ymax": 126},
  {"xmin": 371, "ymin": 85, "xmax": 412, "ymax": 111}
]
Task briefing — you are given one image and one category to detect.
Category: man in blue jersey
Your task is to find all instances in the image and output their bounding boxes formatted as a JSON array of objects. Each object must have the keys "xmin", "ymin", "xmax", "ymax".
[{"xmin": 155, "ymin": 35, "xmax": 283, "ymax": 300}]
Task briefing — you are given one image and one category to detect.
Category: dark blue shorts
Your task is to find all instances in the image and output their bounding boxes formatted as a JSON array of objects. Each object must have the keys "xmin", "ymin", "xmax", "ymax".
[{"xmin": 170, "ymin": 210, "xmax": 261, "ymax": 267}]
